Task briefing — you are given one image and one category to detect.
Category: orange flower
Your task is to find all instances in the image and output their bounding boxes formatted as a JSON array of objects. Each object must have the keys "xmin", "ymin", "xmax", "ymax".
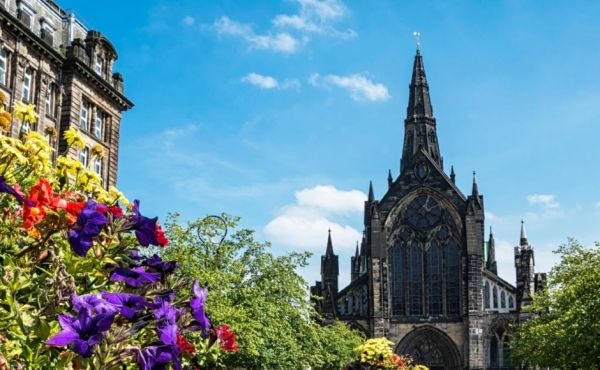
[{"xmin": 23, "ymin": 178, "xmax": 53, "ymax": 230}]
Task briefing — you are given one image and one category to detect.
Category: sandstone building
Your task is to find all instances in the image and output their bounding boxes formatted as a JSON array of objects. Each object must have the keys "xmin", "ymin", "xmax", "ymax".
[
  {"xmin": 311, "ymin": 48, "xmax": 546, "ymax": 370},
  {"xmin": 0, "ymin": 0, "xmax": 133, "ymax": 186}
]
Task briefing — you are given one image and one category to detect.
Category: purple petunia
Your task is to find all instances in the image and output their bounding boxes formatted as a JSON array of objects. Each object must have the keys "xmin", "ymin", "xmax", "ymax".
[
  {"xmin": 136, "ymin": 344, "xmax": 179, "ymax": 370},
  {"xmin": 130, "ymin": 200, "xmax": 159, "ymax": 246},
  {"xmin": 189, "ymin": 281, "xmax": 210, "ymax": 331},
  {"xmin": 0, "ymin": 176, "xmax": 23, "ymax": 204},
  {"xmin": 72, "ymin": 293, "xmax": 118, "ymax": 317},
  {"xmin": 144, "ymin": 254, "xmax": 178, "ymax": 277},
  {"xmin": 68, "ymin": 199, "xmax": 108, "ymax": 256},
  {"xmin": 101, "ymin": 292, "xmax": 149, "ymax": 319},
  {"xmin": 46, "ymin": 310, "xmax": 115, "ymax": 357},
  {"xmin": 110, "ymin": 266, "xmax": 161, "ymax": 288}
]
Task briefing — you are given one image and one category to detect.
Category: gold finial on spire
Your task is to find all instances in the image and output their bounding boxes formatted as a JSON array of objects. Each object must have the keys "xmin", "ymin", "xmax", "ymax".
[{"xmin": 413, "ymin": 31, "xmax": 421, "ymax": 50}]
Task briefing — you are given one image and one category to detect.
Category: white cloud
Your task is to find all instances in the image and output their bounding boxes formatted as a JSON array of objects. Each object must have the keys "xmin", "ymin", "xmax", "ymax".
[
  {"xmin": 485, "ymin": 211, "xmax": 504, "ymax": 224},
  {"xmin": 309, "ymin": 73, "xmax": 391, "ymax": 102},
  {"xmin": 241, "ymin": 73, "xmax": 301, "ymax": 90},
  {"xmin": 182, "ymin": 16, "xmax": 195, "ymax": 26},
  {"xmin": 212, "ymin": 16, "xmax": 301, "ymax": 53},
  {"xmin": 264, "ymin": 185, "xmax": 366, "ymax": 251},
  {"xmin": 527, "ymin": 194, "xmax": 560, "ymax": 209},
  {"xmin": 272, "ymin": 0, "xmax": 356, "ymax": 39},
  {"xmin": 296, "ymin": 185, "xmax": 366, "ymax": 214}
]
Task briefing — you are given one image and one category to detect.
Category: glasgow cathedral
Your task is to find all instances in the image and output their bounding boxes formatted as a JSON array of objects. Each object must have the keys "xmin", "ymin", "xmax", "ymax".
[{"xmin": 311, "ymin": 48, "xmax": 547, "ymax": 370}]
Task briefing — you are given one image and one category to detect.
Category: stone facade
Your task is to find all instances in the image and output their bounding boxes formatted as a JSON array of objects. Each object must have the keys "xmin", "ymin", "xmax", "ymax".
[
  {"xmin": 311, "ymin": 49, "xmax": 547, "ymax": 370},
  {"xmin": 0, "ymin": 0, "xmax": 133, "ymax": 187}
]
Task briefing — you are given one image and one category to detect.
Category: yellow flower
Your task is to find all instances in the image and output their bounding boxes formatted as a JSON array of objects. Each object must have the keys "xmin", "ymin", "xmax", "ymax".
[
  {"xmin": 76, "ymin": 169, "xmax": 103, "ymax": 193},
  {"xmin": 56, "ymin": 155, "xmax": 83, "ymax": 178},
  {"xmin": 0, "ymin": 91, "xmax": 6, "ymax": 106},
  {"xmin": 0, "ymin": 137, "xmax": 28, "ymax": 165},
  {"xmin": 23, "ymin": 132, "xmax": 52, "ymax": 175},
  {"xmin": 0, "ymin": 108, "xmax": 11, "ymax": 130},
  {"xmin": 96, "ymin": 185, "xmax": 128, "ymax": 206},
  {"xmin": 13, "ymin": 101, "xmax": 39, "ymax": 124},
  {"xmin": 91, "ymin": 144, "xmax": 104, "ymax": 158},
  {"xmin": 63, "ymin": 128, "xmax": 85, "ymax": 149},
  {"xmin": 44, "ymin": 126, "xmax": 58, "ymax": 139}
]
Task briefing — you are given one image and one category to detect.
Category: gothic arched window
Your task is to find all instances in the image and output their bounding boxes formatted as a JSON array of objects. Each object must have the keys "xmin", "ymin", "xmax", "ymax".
[
  {"xmin": 390, "ymin": 243, "xmax": 406, "ymax": 315},
  {"xmin": 427, "ymin": 241, "xmax": 443, "ymax": 315},
  {"xmin": 501, "ymin": 291, "xmax": 506, "ymax": 308},
  {"xmin": 509, "ymin": 295, "xmax": 514, "ymax": 309},
  {"xmin": 408, "ymin": 243, "xmax": 423, "ymax": 315},
  {"xmin": 484, "ymin": 281, "xmax": 490, "ymax": 309},
  {"xmin": 490, "ymin": 336, "xmax": 499, "ymax": 367},
  {"xmin": 493, "ymin": 286, "xmax": 498, "ymax": 308},
  {"xmin": 446, "ymin": 240, "xmax": 460, "ymax": 315}
]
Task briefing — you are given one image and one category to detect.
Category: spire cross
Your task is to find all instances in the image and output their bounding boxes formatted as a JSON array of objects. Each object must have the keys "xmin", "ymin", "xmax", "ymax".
[{"xmin": 413, "ymin": 31, "xmax": 421, "ymax": 50}]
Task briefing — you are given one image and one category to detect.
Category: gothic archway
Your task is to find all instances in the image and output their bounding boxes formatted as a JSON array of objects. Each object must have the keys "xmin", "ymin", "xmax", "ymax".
[{"xmin": 395, "ymin": 326, "xmax": 462, "ymax": 370}]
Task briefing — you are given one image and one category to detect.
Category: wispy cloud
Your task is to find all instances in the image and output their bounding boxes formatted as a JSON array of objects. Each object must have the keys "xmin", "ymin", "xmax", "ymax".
[
  {"xmin": 264, "ymin": 185, "xmax": 365, "ymax": 251},
  {"xmin": 272, "ymin": 0, "xmax": 356, "ymax": 39},
  {"xmin": 527, "ymin": 194, "xmax": 560, "ymax": 209},
  {"xmin": 182, "ymin": 15, "xmax": 195, "ymax": 26},
  {"xmin": 212, "ymin": 16, "xmax": 301, "ymax": 53},
  {"xmin": 241, "ymin": 73, "xmax": 300, "ymax": 90},
  {"xmin": 309, "ymin": 73, "xmax": 390, "ymax": 102}
]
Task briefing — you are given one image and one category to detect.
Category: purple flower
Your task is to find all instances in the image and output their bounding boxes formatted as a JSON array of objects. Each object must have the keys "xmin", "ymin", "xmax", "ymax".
[
  {"xmin": 68, "ymin": 199, "xmax": 108, "ymax": 256},
  {"xmin": 131, "ymin": 200, "xmax": 159, "ymax": 246},
  {"xmin": 72, "ymin": 293, "xmax": 118, "ymax": 317},
  {"xmin": 153, "ymin": 298, "xmax": 183, "ymax": 346},
  {"xmin": 111, "ymin": 266, "xmax": 161, "ymax": 288},
  {"xmin": 46, "ymin": 311, "xmax": 114, "ymax": 357},
  {"xmin": 0, "ymin": 176, "xmax": 23, "ymax": 204},
  {"xmin": 101, "ymin": 292, "xmax": 149, "ymax": 319},
  {"xmin": 189, "ymin": 281, "xmax": 210, "ymax": 331},
  {"xmin": 136, "ymin": 344, "xmax": 180, "ymax": 370},
  {"xmin": 144, "ymin": 255, "xmax": 178, "ymax": 277}
]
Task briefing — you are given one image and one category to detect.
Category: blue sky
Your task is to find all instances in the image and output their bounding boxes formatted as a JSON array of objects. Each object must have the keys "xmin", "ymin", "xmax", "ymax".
[{"xmin": 61, "ymin": 0, "xmax": 600, "ymax": 287}]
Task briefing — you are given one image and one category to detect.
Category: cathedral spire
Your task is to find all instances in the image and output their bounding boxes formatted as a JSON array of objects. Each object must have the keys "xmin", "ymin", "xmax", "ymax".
[
  {"xmin": 401, "ymin": 47, "xmax": 442, "ymax": 173},
  {"xmin": 520, "ymin": 220, "xmax": 528, "ymax": 246},
  {"xmin": 368, "ymin": 181, "xmax": 374, "ymax": 202},
  {"xmin": 487, "ymin": 226, "xmax": 497, "ymax": 274},
  {"xmin": 354, "ymin": 241, "xmax": 359, "ymax": 257},
  {"xmin": 472, "ymin": 171, "xmax": 479, "ymax": 197},
  {"xmin": 450, "ymin": 165, "xmax": 456, "ymax": 183},
  {"xmin": 326, "ymin": 228, "xmax": 334, "ymax": 256},
  {"xmin": 387, "ymin": 169, "xmax": 393, "ymax": 188}
]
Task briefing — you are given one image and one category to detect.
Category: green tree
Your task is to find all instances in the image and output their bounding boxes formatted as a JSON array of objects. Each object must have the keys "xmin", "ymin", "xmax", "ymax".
[
  {"xmin": 162, "ymin": 213, "xmax": 363, "ymax": 369},
  {"xmin": 510, "ymin": 239, "xmax": 600, "ymax": 369}
]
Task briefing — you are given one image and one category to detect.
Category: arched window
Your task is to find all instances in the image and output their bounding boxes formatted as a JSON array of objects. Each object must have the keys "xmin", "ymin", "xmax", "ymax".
[
  {"xmin": 493, "ymin": 286, "xmax": 498, "ymax": 308},
  {"xmin": 446, "ymin": 240, "xmax": 460, "ymax": 315},
  {"xmin": 501, "ymin": 291, "xmax": 506, "ymax": 308},
  {"xmin": 408, "ymin": 243, "xmax": 423, "ymax": 315},
  {"xmin": 390, "ymin": 243, "xmax": 406, "ymax": 315},
  {"xmin": 490, "ymin": 336, "xmax": 499, "ymax": 367},
  {"xmin": 427, "ymin": 241, "xmax": 443, "ymax": 315},
  {"xmin": 0, "ymin": 49, "xmax": 7, "ymax": 85},
  {"xmin": 509, "ymin": 295, "xmax": 514, "ymax": 309},
  {"xmin": 484, "ymin": 281, "xmax": 490, "ymax": 309}
]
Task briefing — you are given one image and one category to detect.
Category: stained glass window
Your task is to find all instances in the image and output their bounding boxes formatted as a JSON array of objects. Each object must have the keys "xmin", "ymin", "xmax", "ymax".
[
  {"xmin": 390, "ymin": 243, "xmax": 405, "ymax": 315},
  {"xmin": 501, "ymin": 290, "xmax": 506, "ymax": 308},
  {"xmin": 446, "ymin": 240, "xmax": 460, "ymax": 315},
  {"xmin": 408, "ymin": 243, "xmax": 423, "ymax": 315},
  {"xmin": 427, "ymin": 241, "xmax": 443, "ymax": 315},
  {"xmin": 484, "ymin": 281, "xmax": 490, "ymax": 309},
  {"xmin": 493, "ymin": 286, "xmax": 498, "ymax": 308}
]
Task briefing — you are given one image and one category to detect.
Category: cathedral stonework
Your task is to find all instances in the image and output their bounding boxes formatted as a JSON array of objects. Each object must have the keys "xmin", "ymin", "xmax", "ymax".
[{"xmin": 310, "ymin": 49, "xmax": 547, "ymax": 370}]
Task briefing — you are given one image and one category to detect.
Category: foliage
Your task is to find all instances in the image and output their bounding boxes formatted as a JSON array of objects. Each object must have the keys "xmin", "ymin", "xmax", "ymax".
[
  {"xmin": 343, "ymin": 337, "xmax": 428, "ymax": 370},
  {"xmin": 0, "ymin": 97, "xmax": 237, "ymax": 369},
  {"xmin": 510, "ymin": 238, "xmax": 600, "ymax": 369},
  {"xmin": 162, "ymin": 213, "xmax": 364, "ymax": 369}
]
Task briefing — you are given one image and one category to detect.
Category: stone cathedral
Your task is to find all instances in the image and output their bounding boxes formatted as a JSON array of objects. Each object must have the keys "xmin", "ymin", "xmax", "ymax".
[{"xmin": 311, "ymin": 49, "xmax": 547, "ymax": 370}]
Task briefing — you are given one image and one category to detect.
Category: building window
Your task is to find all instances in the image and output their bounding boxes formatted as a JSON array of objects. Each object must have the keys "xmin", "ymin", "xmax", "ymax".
[
  {"xmin": 17, "ymin": 5, "xmax": 33, "ymax": 28},
  {"xmin": 408, "ymin": 243, "xmax": 423, "ymax": 316},
  {"xmin": 94, "ymin": 110, "xmax": 103, "ymax": 139},
  {"xmin": 80, "ymin": 101, "xmax": 89, "ymax": 130},
  {"xmin": 484, "ymin": 281, "xmax": 490, "ymax": 309},
  {"xmin": 93, "ymin": 157, "xmax": 102, "ymax": 175},
  {"xmin": 95, "ymin": 56, "xmax": 103, "ymax": 75},
  {"xmin": 79, "ymin": 147, "xmax": 89, "ymax": 167},
  {"xmin": 427, "ymin": 241, "xmax": 443, "ymax": 315},
  {"xmin": 493, "ymin": 286, "xmax": 498, "ymax": 308},
  {"xmin": 45, "ymin": 84, "xmax": 55, "ymax": 117},
  {"xmin": 390, "ymin": 243, "xmax": 406, "ymax": 316},
  {"xmin": 501, "ymin": 291, "xmax": 506, "ymax": 308},
  {"xmin": 21, "ymin": 120, "xmax": 30, "ymax": 133},
  {"xmin": 22, "ymin": 68, "xmax": 32, "ymax": 102},
  {"xmin": 0, "ymin": 49, "xmax": 7, "ymax": 86},
  {"xmin": 508, "ymin": 295, "xmax": 514, "ymax": 309},
  {"xmin": 446, "ymin": 240, "xmax": 460, "ymax": 315}
]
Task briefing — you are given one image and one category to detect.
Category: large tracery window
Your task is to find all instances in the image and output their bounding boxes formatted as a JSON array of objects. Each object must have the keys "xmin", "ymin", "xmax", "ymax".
[
  {"xmin": 501, "ymin": 291, "xmax": 506, "ymax": 308},
  {"xmin": 408, "ymin": 243, "xmax": 423, "ymax": 315},
  {"xmin": 427, "ymin": 241, "xmax": 443, "ymax": 315}
]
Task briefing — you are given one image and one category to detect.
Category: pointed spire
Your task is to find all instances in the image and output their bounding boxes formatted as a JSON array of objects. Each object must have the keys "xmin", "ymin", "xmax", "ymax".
[
  {"xmin": 368, "ymin": 181, "xmax": 374, "ymax": 202},
  {"xmin": 487, "ymin": 226, "xmax": 497, "ymax": 274},
  {"xmin": 354, "ymin": 241, "xmax": 359, "ymax": 257},
  {"xmin": 450, "ymin": 165, "xmax": 456, "ymax": 183},
  {"xmin": 471, "ymin": 171, "xmax": 479, "ymax": 197},
  {"xmin": 407, "ymin": 48, "xmax": 434, "ymax": 119},
  {"xmin": 387, "ymin": 169, "xmax": 393, "ymax": 188},
  {"xmin": 520, "ymin": 220, "xmax": 528, "ymax": 246},
  {"xmin": 326, "ymin": 228, "xmax": 334, "ymax": 256}
]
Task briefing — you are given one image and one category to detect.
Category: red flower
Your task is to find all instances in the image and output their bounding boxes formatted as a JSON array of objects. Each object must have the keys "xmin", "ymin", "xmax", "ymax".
[
  {"xmin": 176, "ymin": 333, "xmax": 195, "ymax": 355},
  {"xmin": 213, "ymin": 325, "xmax": 238, "ymax": 352},
  {"xmin": 23, "ymin": 178, "xmax": 53, "ymax": 230},
  {"xmin": 155, "ymin": 224, "xmax": 169, "ymax": 247},
  {"xmin": 108, "ymin": 205, "xmax": 123, "ymax": 218}
]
